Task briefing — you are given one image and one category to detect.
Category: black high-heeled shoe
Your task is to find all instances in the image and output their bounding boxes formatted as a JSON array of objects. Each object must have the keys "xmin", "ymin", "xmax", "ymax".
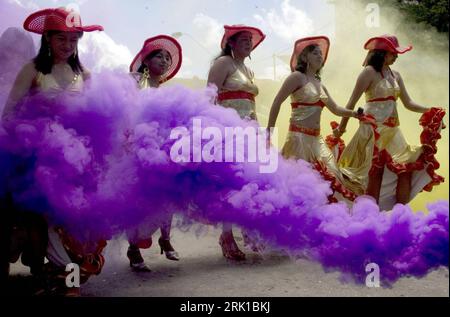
[
  {"xmin": 158, "ymin": 237, "xmax": 180, "ymax": 261},
  {"xmin": 127, "ymin": 246, "xmax": 151, "ymax": 272}
]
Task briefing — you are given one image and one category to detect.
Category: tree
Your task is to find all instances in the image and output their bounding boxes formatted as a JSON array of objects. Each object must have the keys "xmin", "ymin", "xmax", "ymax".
[{"xmin": 395, "ymin": 0, "xmax": 449, "ymax": 33}]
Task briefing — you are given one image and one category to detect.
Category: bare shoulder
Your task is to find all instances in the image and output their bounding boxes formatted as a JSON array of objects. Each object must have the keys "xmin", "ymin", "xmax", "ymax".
[
  {"xmin": 362, "ymin": 65, "xmax": 377, "ymax": 77},
  {"xmin": 288, "ymin": 71, "xmax": 306, "ymax": 84},
  {"xmin": 278, "ymin": 71, "xmax": 304, "ymax": 93},
  {"xmin": 10, "ymin": 61, "xmax": 38, "ymax": 88},
  {"xmin": 213, "ymin": 55, "xmax": 234, "ymax": 68},
  {"xmin": 391, "ymin": 69, "xmax": 402, "ymax": 80},
  {"xmin": 82, "ymin": 68, "xmax": 92, "ymax": 80},
  {"xmin": 18, "ymin": 61, "xmax": 38, "ymax": 78},
  {"xmin": 209, "ymin": 56, "xmax": 235, "ymax": 81},
  {"xmin": 289, "ymin": 71, "xmax": 304, "ymax": 80}
]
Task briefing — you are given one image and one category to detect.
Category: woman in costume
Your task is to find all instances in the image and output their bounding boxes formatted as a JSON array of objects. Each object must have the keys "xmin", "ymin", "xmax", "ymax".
[
  {"xmin": 334, "ymin": 35, "xmax": 445, "ymax": 210},
  {"xmin": 125, "ymin": 35, "xmax": 182, "ymax": 272},
  {"xmin": 2, "ymin": 7, "xmax": 105, "ymax": 296},
  {"xmin": 267, "ymin": 36, "xmax": 363, "ymax": 202},
  {"xmin": 207, "ymin": 25, "xmax": 265, "ymax": 261}
]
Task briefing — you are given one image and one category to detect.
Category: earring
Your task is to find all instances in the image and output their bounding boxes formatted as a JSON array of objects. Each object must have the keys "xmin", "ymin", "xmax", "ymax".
[
  {"xmin": 231, "ymin": 50, "xmax": 235, "ymax": 59},
  {"xmin": 74, "ymin": 47, "xmax": 78, "ymax": 58},
  {"xmin": 48, "ymin": 47, "xmax": 51, "ymax": 57},
  {"xmin": 142, "ymin": 67, "xmax": 150, "ymax": 80}
]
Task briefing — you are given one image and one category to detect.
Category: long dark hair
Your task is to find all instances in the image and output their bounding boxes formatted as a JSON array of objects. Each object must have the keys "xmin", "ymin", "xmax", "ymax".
[
  {"xmin": 365, "ymin": 49, "xmax": 386, "ymax": 72},
  {"xmin": 136, "ymin": 49, "xmax": 165, "ymax": 74},
  {"xmin": 214, "ymin": 31, "xmax": 247, "ymax": 60},
  {"xmin": 295, "ymin": 44, "xmax": 322, "ymax": 80},
  {"xmin": 34, "ymin": 31, "xmax": 84, "ymax": 75}
]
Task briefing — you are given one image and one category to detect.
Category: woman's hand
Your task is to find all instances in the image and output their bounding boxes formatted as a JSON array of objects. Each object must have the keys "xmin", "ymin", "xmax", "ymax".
[{"xmin": 333, "ymin": 128, "xmax": 344, "ymax": 138}]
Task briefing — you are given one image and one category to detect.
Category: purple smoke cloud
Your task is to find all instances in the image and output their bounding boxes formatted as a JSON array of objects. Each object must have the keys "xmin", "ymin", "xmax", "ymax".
[{"xmin": 0, "ymin": 71, "xmax": 447, "ymax": 285}]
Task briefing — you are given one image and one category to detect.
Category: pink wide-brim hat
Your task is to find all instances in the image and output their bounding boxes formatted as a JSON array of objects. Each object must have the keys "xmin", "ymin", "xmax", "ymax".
[
  {"xmin": 23, "ymin": 7, "xmax": 103, "ymax": 34},
  {"xmin": 364, "ymin": 35, "xmax": 412, "ymax": 54},
  {"xmin": 129, "ymin": 35, "xmax": 183, "ymax": 83},
  {"xmin": 221, "ymin": 25, "xmax": 266, "ymax": 51},
  {"xmin": 290, "ymin": 36, "xmax": 330, "ymax": 71}
]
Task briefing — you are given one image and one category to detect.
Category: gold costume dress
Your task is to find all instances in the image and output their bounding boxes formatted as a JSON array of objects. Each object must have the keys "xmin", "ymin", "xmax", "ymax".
[
  {"xmin": 33, "ymin": 65, "xmax": 106, "ymax": 280},
  {"xmin": 337, "ymin": 70, "xmax": 444, "ymax": 210},
  {"xmin": 217, "ymin": 61, "xmax": 262, "ymax": 249},
  {"xmin": 282, "ymin": 82, "xmax": 363, "ymax": 202},
  {"xmin": 125, "ymin": 71, "xmax": 170, "ymax": 249},
  {"xmin": 217, "ymin": 61, "xmax": 259, "ymax": 121}
]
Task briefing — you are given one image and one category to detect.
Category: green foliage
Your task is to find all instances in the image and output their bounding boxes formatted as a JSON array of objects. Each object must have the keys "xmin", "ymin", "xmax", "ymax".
[{"xmin": 395, "ymin": 0, "xmax": 449, "ymax": 33}]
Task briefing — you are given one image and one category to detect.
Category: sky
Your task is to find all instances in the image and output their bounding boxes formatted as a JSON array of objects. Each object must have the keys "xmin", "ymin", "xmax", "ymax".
[{"xmin": 1, "ymin": 0, "xmax": 336, "ymax": 79}]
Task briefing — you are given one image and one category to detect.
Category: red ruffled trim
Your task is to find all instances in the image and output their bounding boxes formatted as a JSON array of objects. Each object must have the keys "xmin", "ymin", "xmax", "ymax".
[
  {"xmin": 419, "ymin": 107, "xmax": 446, "ymax": 191},
  {"xmin": 325, "ymin": 121, "xmax": 346, "ymax": 160},
  {"xmin": 366, "ymin": 107, "xmax": 445, "ymax": 192},
  {"xmin": 56, "ymin": 228, "xmax": 107, "ymax": 276},
  {"xmin": 136, "ymin": 238, "xmax": 153, "ymax": 249},
  {"xmin": 313, "ymin": 162, "xmax": 357, "ymax": 202}
]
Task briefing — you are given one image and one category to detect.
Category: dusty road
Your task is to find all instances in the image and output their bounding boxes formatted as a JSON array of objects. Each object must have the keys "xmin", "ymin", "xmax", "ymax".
[{"xmin": 7, "ymin": 225, "xmax": 449, "ymax": 297}]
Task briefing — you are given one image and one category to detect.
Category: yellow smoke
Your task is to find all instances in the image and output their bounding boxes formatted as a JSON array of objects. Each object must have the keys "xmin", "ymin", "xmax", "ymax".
[{"xmin": 262, "ymin": 0, "xmax": 449, "ymax": 212}]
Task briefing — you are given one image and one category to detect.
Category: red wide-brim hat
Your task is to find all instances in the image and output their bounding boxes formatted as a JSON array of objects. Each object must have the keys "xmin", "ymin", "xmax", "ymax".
[
  {"xmin": 290, "ymin": 36, "xmax": 330, "ymax": 72},
  {"xmin": 221, "ymin": 25, "xmax": 266, "ymax": 51},
  {"xmin": 129, "ymin": 35, "xmax": 183, "ymax": 83},
  {"xmin": 23, "ymin": 7, "xmax": 104, "ymax": 34},
  {"xmin": 364, "ymin": 35, "xmax": 412, "ymax": 54}
]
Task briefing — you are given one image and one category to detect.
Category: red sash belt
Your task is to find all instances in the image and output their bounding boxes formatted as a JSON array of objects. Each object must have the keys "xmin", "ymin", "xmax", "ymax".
[
  {"xmin": 291, "ymin": 100, "xmax": 325, "ymax": 109},
  {"xmin": 289, "ymin": 124, "xmax": 320, "ymax": 136},
  {"xmin": 218, "ymin": 91, "xmax": 255, "ymax": 102},
  {"xmin": 367, "ymin": 96, "xmax": 396, "ymax": 103}
]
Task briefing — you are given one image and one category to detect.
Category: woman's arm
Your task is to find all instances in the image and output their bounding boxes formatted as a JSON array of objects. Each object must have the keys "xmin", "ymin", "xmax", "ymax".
[
  {"xmin": 2, "ymin": 62, "xmax": 37, "ymax": 122},
  {"xmin": 266, "ymin": 72, "xmax": 303, "ymax": 131},
  {"xmin": 336, "ymin": 67, "xmax": 374, "ymax": 136},
  {"xmin": 322, "ymin": 85, "xmax": 358, "ymax": 118},
  {"xmin": 396, "ymin": 71, "xmax": 429, "ymax": 113}
]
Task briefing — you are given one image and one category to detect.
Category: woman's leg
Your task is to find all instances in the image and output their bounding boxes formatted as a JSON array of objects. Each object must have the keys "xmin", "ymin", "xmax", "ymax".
[
  {"xmin": 159, "ymin": 214, "xmax": 179, "ymax": 261},
  {"xmin": 396, "ymin": 171, "xmax": 412, "ymax": 204},
  {"xmin": 219, "ymin": 223, "xmax": 245, "ymax": 261},
  {"xmin": 160, "ymin": 214, "xmax": 173, "ymax": 240},
  {"xmin": 21, "ymin": 213, "xmax": 48, "ymax": 276},
  {"xmin": 366, "ymin": 166, "xmax": 384, "ymax": 203},
  {"xmin": 127, "ymin": 228, "xmax": 152, "ymax": 272}
]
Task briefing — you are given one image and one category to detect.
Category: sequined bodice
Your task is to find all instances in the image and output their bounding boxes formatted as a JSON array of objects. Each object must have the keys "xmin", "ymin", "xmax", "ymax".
[
  {"xmin": 289, "ymin": 82, "xmax": 328, "ymax": 123},
  {"xmin": 221, "ymin": 67, "xmax": 259, "ymax": 96},
  {"xmin": 218, "ymin": 63, "xmax": 259, "ymax": 120},
  {"xmin": 365, "ymin": 77, "xmax": 400, "ymax": 102},
  {"xmin": 34, "ymin": 64, "xmax": 84, "ymax": 97},
  {"xmin": 364, "ymin": 71, "xmax": 401, "ymax": 124},
  {"xmin": 290, "ymin": 82, "xmax": 328, "ymax": 104}
]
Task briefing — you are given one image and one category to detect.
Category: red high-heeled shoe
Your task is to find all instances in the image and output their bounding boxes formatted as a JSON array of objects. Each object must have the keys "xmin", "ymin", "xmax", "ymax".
[{"xmin": 219, "ymin": 233, "xmax": 246, "ymax": 261}]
